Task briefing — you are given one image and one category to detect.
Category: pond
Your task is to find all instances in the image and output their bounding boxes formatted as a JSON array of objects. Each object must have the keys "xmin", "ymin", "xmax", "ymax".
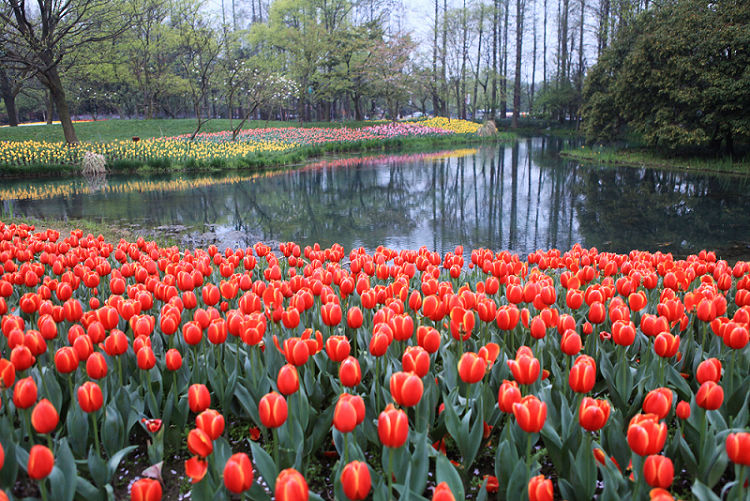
[{"xmin": 4, "ymin": 137, "xmax": 750, "ymax": 260}]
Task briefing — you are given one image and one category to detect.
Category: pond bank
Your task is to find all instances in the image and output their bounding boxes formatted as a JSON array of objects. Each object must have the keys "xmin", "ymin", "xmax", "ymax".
[{"xmin": 561, "ymin": 146, "xmax": 750, "ymax": 176}]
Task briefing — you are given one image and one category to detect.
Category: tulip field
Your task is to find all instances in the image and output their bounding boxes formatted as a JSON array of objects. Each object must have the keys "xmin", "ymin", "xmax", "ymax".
[
  {"xmin": 0, "ymin": 119, "xmax": 485, "ymax": 173},
  {"xmin": 1, "ymin": 222, "xmax": 750, "ymax": 501}
]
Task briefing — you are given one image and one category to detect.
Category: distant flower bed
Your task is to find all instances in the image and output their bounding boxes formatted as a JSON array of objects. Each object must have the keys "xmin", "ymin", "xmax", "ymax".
[{"xmin": 0, "ymin": 119, "xmax": 482, "ymax": 169}]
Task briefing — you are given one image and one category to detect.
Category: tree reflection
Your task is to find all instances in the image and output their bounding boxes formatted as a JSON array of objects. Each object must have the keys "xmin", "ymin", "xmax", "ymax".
[{"xmin": 10, "ymin": 143, "xmax": 750, "ymax": 259}]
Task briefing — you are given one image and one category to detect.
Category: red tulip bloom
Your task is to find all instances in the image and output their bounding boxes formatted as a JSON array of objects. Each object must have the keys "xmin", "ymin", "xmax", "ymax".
[
  {"xmin": 507, "ymin": 347, "xmax": 540, "ymax": 385},
  {"xmin": 696, "ymin": 381, "xmax": 724, "ymax": 410},
  {"xmin": 54, "ymin": 346, "xmax": 79, "ymax": 374},
  {"xmin": 726, "ymin": 432, "xmax": 750, "ymax": 466},
  {"xmin": 188, "ymin": 384, "xmax": 211, "ymax": 413},
  {"xmin": 277, "ymin": 364, "xmax": 300, "ymax": 395},
  {"xmin": 642, "ymin": 388, "xmax": 673, "ymax": 419},
  {"xmin": 333, "ymin": 393, "xmax": 366, "ymax": 433},
  {"xmin": 560, "ymin": 329, "xmax": 582, "ymax": 356},
  {"xmin": 196, "ymin": 409, "xmax": 225, "ymax": 440},
  {"xmin": 416, "ymin": 325, "xmax": 441, "ymax": 354},
  {"xmin": 77, "ymin": 381, "xmax": 103, "ymax": 413},
  {"xmin": 696, "ymin": 358, "xmax": 722, "ymax": 384},
  {"xmin": 378, "ymin": 403, "xmax": 409, "ymax": 448},
  {"xmin": 389, "ymin": 371, "xmax": 424, "ymax": 407},
  {"xmin": 341, "ymin": 461, "xmax": 371, "ymax": 500},
  {"xmin": 0, "ymin": 358, "xmax": 15, "ymax": 389},
  {"xmin": 223, "ymin": 452, "xmax": 253, "ymax": 494},
  {"xmin": 402, "ymin": 346, "xmax": 430, "ymax": 377},
  {"xmin": 627, "ymin": 414, "xmax": 667, "ymax": 456},
  {"xmin": 321, "ymin": 302, "xmax": 342, "ymax": 327},
  {"xmin": 579, "ymin": 397, "xmax": 611, "ymax": 431},
  {"xmin": 31, "ymin": 399, "xmax": 59, "ymax": 434},
  {"xmin": 653, "ymin": 332, "xmax": 680, "ymax": 358},
  {"xmin": 528, "ymin": 475, "xmax": 553, "ymax": 501},
  {"xmin": 13, "ymin": 376, "xmax": 38, "ymax": 409},
  {"xmin": 187, "ymin": 428, "xmax": 213, "ymax": 458},
  {"xmin": 643, "ymin": 455, "xmax": 674, "ymax": 489},
  {"xmin": 131, "ymin": 478, "xmax": 162, "ymax": 501},
  {"xmin": 458, "ymin": 352, "xmax": 487, "ymax": 384},
  {"xmin": 512, "ymin": 395, "xmax": 547, "ymax": 433},
  {"xmin": 326, "ymin": 335, "xmax": 351, "ymax": 362},
  {"xmin": 27, "ymin": 445, "xmax": 54, "ymax": 480},
  {"xmin": 185, "ymin": 456, "xmax": 208, "ymax": 483},
  {"xmin": 275, "ymin": 468, "xmax": 309, "ymax": 501},
  {"xmin": 85, "ymin": 352, "xmax": 108, "ymax": 380},
  {"xmin": 136, "ymin": 346, "xmax": 156, "ymax": 371},
  {"xmin": 676, "ymin": 401, "xmax": 691, "ymax": 420},
  {"xmin": 498, "ymin": 380, "xmax": 522, "ymax": 413},
  {"xmin": 346, "ymin": 307, "xmax": 363, "ymax": 329},
  {"xmin": 259, "ymin": 391, "xmax": 287, "ymax": 428},
  {"xmin": 165, "ymin": 349, "xmax": 183, "ymax": 371},
  {"xmin": 568, "ymin": 357, "xmax": 596, "ymax": 393},
  {"xmin": 339, "ymin": 356, "xmax": 362, "ymax": 387},
  {"xmin": 432, "ymin": 482, "xmax": 456, "ymax": 501}
]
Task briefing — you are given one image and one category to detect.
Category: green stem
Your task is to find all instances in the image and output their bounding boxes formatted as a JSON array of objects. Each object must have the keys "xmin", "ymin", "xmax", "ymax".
[
  {"xmin": 525, "ymin": 432, "xmax": 533, "ymax": 486},
  {"xmin": 272, "ymin": 427, "xmax": 279, "ymax": 468},
  {"xmin": 699, "ymin": 409, "xmax": 707, "ymax": 458},
  {"xmin": 387, "ymin": 447, "xmax": 395, "ymax": 501},
  {"xmin": 736, "ymin": 465, "xmax": 746, "ymax": 501},
  {"xmin": 344, "ymin": 432, "xmax": 349, "ymax": 465},
  {"xmin": 25, "ymin": 408, "xmax": 35, "ymax": 446},
  {"xmin": 117, "ymin": 356, "xmax": 123, "ymax": 388},
  {"xmin": 40, "ymin": 479, "xmax": 49, "ymax": 501},
  {"xmin": 91, "ymin": 413, "xmax": 102, "ymax": 457},
  {"xmin": 729, "ymin": 349, "xmax": 737, "ymax": 399}
]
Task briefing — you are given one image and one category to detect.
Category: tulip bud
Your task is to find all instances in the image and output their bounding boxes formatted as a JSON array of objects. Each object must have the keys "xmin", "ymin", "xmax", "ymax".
[
  {"xmin": 13, "ymin": 376, "xmax": 38, "ymax": 409},
  {"xmin": 528, "ymin": 475, "xmax": 554, "ymax": 501},
  {"xmin": 275, "ymin": 468, "xmax": 309, "ymax": 501},
  {"xmin": 333, "ymin": 393, "xmax": 366, "ymax": 433},
  {"xmin": 165, "ymin": 349, "xmax": 183, "ymax": 371},
  {"xmin": 188, "ymin": 384, "xmax": 211, "ymax": 413},
  {"xmin": 643, "ymin": 455, "xmax": 674, "ymax": 489},
  {"xmin": 642, "ymin": 388, "xmax": 673, "ymax": 419},
  {"xmin": 31, "ymin": 399, "xmax": 59, "ymax": 434},
  {"xmin": 187, "ymin": 428, "xmax": 213, "ymax": 457},
  {"xmin": 498, "ymin": 380, "xmax": 522, "ymax": 413},
  {"xmin": 223, "ymin": 452, "xmax": 253, "ymax": 494},
  {"xmin": 512, "ymin": 395, "xmax": 547, "ymax": 433},
  {"xmin": 389, "ymin": 371, "xmax": 424, "ymax": 407},
  {"xmin": 627, "ymin": 414, "xmax": 667, "ymax": 456},
  {"xmin": 27, "ymin": 445, "xmax": 54, "ymax": 480},
  {"xmin": 432, "ymin": 482, "xmax": 456, "ymax": 501},
  {"xmin": 259, "ymin": 391, "xmax": 288, "ymax": 428},
  {"xmin": 696, "ymin": 381, "xmax": 724, "ymax": 410},
  {"xmin": 130, "ymin": 478, "xmax": 162, "ymax": 501},
  {"xmin": 726, "ymin": 432, "xmax": 750, "ymax": 466},
  {"xmin": 458, "ymin": 352, "xmax": 487, "ymax": 384},
  {"xmin": 339, "ymin": 356, "xmax": 362, "ymax": 387},
  {"xmin": 195, "ymin": 409, "xmax": 225, "ymax": 440},
  {"xmin": 340, "ymin": 461, "xmax": 371, "ymax": 500},
  {"xmin": 377, "ymin": 403, "xmax": 409, "ymax": 448},
  {"xmin": 277, "ymin": 364, "xmax": 300, "ymax": 396},
  {"xmin": 579, "ymin": 397, "xmax": 611, "ymax": 431}
]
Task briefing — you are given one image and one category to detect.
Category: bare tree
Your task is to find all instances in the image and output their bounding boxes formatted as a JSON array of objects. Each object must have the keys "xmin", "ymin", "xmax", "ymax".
[{"xmin": 0, "ymin": 0, "xmax": 128, "ymax": 142}]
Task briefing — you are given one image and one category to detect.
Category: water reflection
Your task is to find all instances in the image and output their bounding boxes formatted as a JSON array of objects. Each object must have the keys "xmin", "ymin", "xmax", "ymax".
[{"xmin": 7, "ymin": 140, "xmax": 750, "ymax": 259}]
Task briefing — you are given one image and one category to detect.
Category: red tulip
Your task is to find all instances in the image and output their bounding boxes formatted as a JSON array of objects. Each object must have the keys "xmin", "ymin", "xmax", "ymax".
[
  {"xmin": 642, "ymin": 388, "xmax": 673, "ymax": 419},
  {"xmin": 136, "ymin": 346, "xmax": 156, "ymax": 371},
  {"xmin": 27, "ymin": 445, "xmax": 54, "ymax": 480},
  {"xmin": 498, "ymin": 379, "xmax": 522, "ymax": 413},
  {"xmin": 389, "ymin": 371, "xmax": 423, "ymax": 407},
  {"xmin": 223, "ymin": 452, "xmax": 253, "ymax": 494},
  {"xmin": 196, "ymin": 409, "xmax": 225, "ymax": 440},
  {"xmin": 568, "ymin": 356, "xmax": 596, "ymax": 393},
  {"xmin": 643, "ymin": 455, "xmax": 674, "ymax": 489},
  {"xmin": 676, "ymin": 401, "xmax": 691, "ymax": 420},
  {"xmin": 275, "ymin": 468, "xmax": 308, "ymax": 501},
  {"xmin": 277, "ymin": 364, "xmax": 300, "ymax": 395},
  {"xmin": 612, "ymin": 320, "xmax": 636, "ymax": 346},
  {"xmin": 458, "ymin": 352, "xmax": 487, "ymax": 384},
  {"xmin": 507, "ymin": 347, "xmax": 540, "ymax": 385},
  {"xmin": 325, "ymin": 335, "xmax": 351, "ymax": 362},
  {"xmin": 579, "ymin": 397, "xmax": 610, "ymax": 431},
  {"xmin": 416, "ymin": 325, "xmax": 441, "ymax": 354},
  {"xmin": 378, "ymin": 403, "xmax": 409, "ymax": 448},
  {"xmin": 259, "ymin": 391, "xmax": 287, "ymax": 428},
  {"xmin": 432, "ymin": 482, "xmax": 456, "ymax": 501},
  {"xmin": 13, "ymin": 376, "xmax": 38, "ymax": 409},
  {"xmin": 131, "ymin": 478, "xmax": 162, "ymax": 501},
  {"xmin": 333, "ymin": 393, "xmax": 366, "ymax": 433},
  {"xmin": 85, "ymin": 352, "xmax": 108, "ymax": 380},
  {"xmin": 346, "ymin": 307, "xmax": 363, "ymax": 329},
  {"xmin": 31, "ymin": 399, "xmax": 59, "ymax": 434},
  {"xmin": 696, "ymin": 358, "xmax": 722, "ymax": 384},
  {"xmin": 341, "ymin": 461, "xmax": 371, "ymax": 500},
  {"xmin": 339, "ymin": 356, "xmax": 362, "ymax": 387},
  {"xmin": 187, "ymin": 428, "xmax": 213, "ymax": 458},
  {"xmin": 726, "ymin": 432, "xmax": 750, "ymax": 466},
  {"xmin": 696, "ymin": 381, "xmax": 724, "ymax": 410},
  {"xmin": 627, "ymin": 414, "xmax": 667, "ymax": 456},
  {"xmin": 513, "ymin": 395, "xmax": 547, "ymax": 433},
  {"xmin": 77, "ymin": 381, "xmax": 103, "ymax": 413},
  {"xmin": 165, "ymin": 349, "xmax": 183, "ymax": 371},
  {"xmin": 560, "ymin": 329, "xmax": 582, "ymax": 356},
  {"xmin": 528, "ymin": 474, "xmax": 553, "ymax": 501},
  {"xmin": 188, "ymin": 384, "xmax": 211, "ymax": 413},
  {"xmin": 321, "ymin": 302, "xmax": 342, "ymax": 327},
  {"xmin": 10, "ymin": 345, "xmax": 34, "ymax": 371},
  {"xmin": 0, "ymin": 358, "xmax": 15, "ymax": 389},
  {"xmin": 185, "ymin": 456, "xmax": 208, "ymax": 483},
  {"xmin": 402, "ymin": 346, "xmax": 430, "ymax": 377},
  {"xmin": 653, "ymin": 332, "xmax": 680, "ymax": 358}
]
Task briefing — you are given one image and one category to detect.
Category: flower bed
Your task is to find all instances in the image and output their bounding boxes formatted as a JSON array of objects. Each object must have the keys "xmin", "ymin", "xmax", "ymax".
[
  {"xmin": 0, "ymin": 222, "xmax": 748, "ymax": 500},
  {"xmin": 0, "ymin": 119, "xmax": 484, "ymax": 172}
]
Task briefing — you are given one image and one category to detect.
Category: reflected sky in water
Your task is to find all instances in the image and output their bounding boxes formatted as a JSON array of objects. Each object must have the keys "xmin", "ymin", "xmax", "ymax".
[{"xmin": 6, "ymin": 138, "xmax": 750, "ymax": 259}]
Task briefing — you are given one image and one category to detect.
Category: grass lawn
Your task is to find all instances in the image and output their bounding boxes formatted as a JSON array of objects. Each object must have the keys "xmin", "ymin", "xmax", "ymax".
[{"xmin": 0, "ymin": 118, "xmax": 386, "ymax": 143}]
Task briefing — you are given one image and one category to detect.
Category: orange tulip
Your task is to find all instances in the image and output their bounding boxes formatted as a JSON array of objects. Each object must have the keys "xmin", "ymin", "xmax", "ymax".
[
  {"xmin": 258, "ymin": 391, "xmax": 287, "ymax": 428},
  {"xmin": 643, "ymin": 455, "xmax": 674, "ymax": 489},
  {"xmin": 378, "ymin": 403, "xmax": 409, "ymax": 448},
  {"xmin": 340, "ymin": 461, "xmax": 371, "ymax": 500},
  {"xmin": 275, "ymin": 468, "xmax": 309, "ymax": 501},
  {"xmin": 27, "ymin": 445, "xmax": 54, "ymax": 480},
  {"xmin": 627, "ymin": 414, "xmax": 667, "ymax": 456},
  {"xmin": 223, "ymin": 452, "xmax": 253, "ymax": 494},
  {"xmin": 130, "ymin": 478, "xmax": 162, "ymax": 501},
  {"xmin": 579, "ymin": 397, "xmax": 610, "ymax": 431},
  {"xmin": 512, "ymin": 395, "xmax": 547, "ymax": 433},
  {"xmin": 528, "ymin": 474, "xmax": 553, "ymax": 501},
  {"xmin": 31, "ymin": 399, "xmax": 59, "ymax": 434},
  {"xmin": 389, "ymin": 371, "xmax": 423, "ymax": 407}
]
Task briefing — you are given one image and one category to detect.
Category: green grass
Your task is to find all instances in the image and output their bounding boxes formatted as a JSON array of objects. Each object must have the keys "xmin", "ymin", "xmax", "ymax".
[
  {"xmin": 0, "ymin": 118, "xmax": 387, "ymax": 143},
  {"xmin": 561, "ymin": 145, "xmax": 750, "ymax": 175}
]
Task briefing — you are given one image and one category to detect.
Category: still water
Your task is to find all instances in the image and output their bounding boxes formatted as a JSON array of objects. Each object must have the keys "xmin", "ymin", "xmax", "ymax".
[{"xmin": 4, "ymin": 138, "xmax": 750, "ymax": 259}]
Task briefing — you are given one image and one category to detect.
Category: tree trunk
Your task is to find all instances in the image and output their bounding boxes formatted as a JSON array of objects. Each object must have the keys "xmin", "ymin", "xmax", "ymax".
[
  {"xmin": 0, "ymin": 68, "xmax": 19, "ymax": 126},
  {"xmin": 501, "ymin": 0, "xmax": 510, "ymax": 118},
  {"xmin": 460, "ymin": 0, "xmax": 468, "ymax": 119},
  {"xmin": 442, "ymin": 0, "xmax": 448, "ymax": 116},
  {"xmin": 598, "ymin": 0, "xmax": 609, "ymax": 56},
  {"xmin": 511, "ymin": 0, "xmax": 524, "ymax": 128},
  {"xmin": 491, "ymin": 0, "xmax": 499, "ymax": 119},
  {"xmin": 472, "ymin": 6, "xmax": 484, "ymax": 119},
  {"xmin": 44, "ymin": 67, "xmax": 78, "ymax": 143},
  {"xmin": 432, "ymin": 0, "xmax": 442, "ymax": 115},
  {"xmin": 543, "ymin": 0, "xmax": 548, "ymax": 91},
  {"xmin": 530, "ymin": 0, "xmax": 537, "ymax": 113},
  {"xmin": 561, "ymin": 0, "xmax": 569, "ymax": 81}
]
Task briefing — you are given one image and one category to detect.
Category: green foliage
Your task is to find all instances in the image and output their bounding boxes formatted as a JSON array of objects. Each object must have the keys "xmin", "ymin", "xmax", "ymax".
[{"xmin": 581, "ymin": 0, "xmax": 750, "ymax": 152}]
